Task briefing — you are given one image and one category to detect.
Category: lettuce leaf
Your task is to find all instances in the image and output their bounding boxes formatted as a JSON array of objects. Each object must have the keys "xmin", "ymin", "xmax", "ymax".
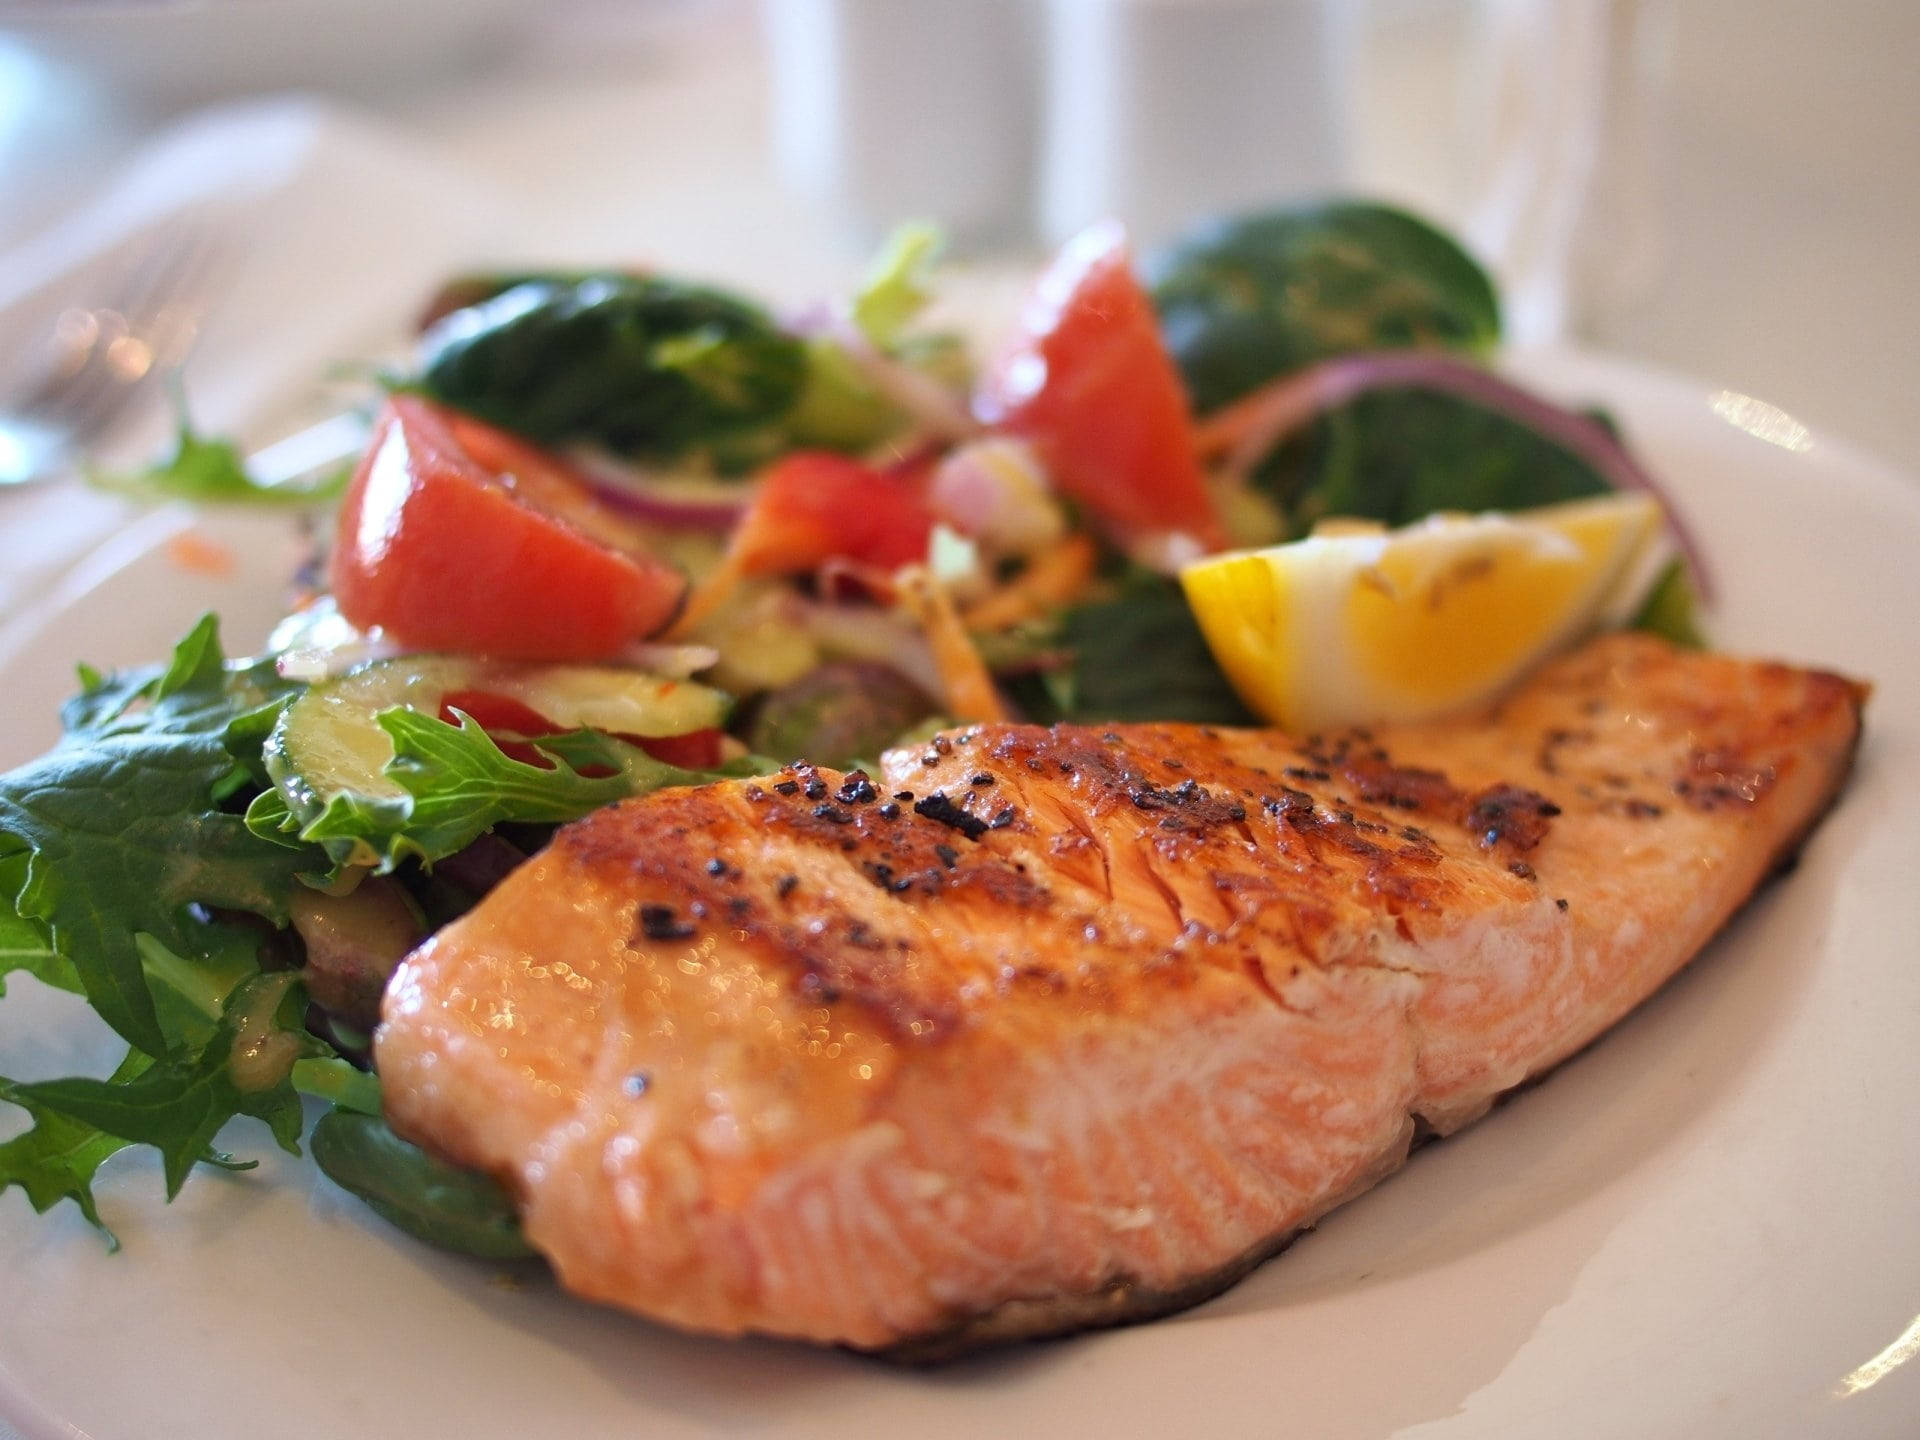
[
  {"xmin": 851, "ymin": 222, "xmax": 942, "ymax": 346},
  {"xmin": 9, "ymin": 971, "xmax": 308, "ymax": 1200},
  {"xmin": 0, "ymin": 620, "xmax": 769, "ymax": 1245},
  {"xmin": 0, "ymin": 621, "xmax": 343, "ymax": 1239},
  {"xmin": 284, "ymin": 711, "xmax": 761, "ymax": 871},
  {"xmin": 0, "ymin": 1057, "xmax": 141, "ymax": 1248},
  {"xmin": 0, "ymin": 850, "xmax": 78, "ymax": 998},
  {"xmin": 0, "ymin": 618, "xmax": 313, "ymax": 1054},
  {"xmin": 88, "ymin": 413, "xmax": 347, "ymax": 507}
]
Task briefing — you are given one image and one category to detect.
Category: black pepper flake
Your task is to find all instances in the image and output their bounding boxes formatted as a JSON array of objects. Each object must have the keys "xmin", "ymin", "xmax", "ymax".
[
  {"xmin": 689, "ymin": 900, "xmax": 709, "ymax": 919},
  {"xmin": 773, "ymin": 780, "xmax": 800, "ymax": 796},
  {"xmin": 639, "ymin": 904, "xmax": 696, "ymax": 941},
  {"xmin": 932, "ymin": 735, "xmax": 953, "ymax": 755},
  {"xmin": 894, "ymin": 790, "xmax": 915, "ymax": 802},
  {"xmin": 1284, "ymin": 766, "xmax": 1331, "ymax": 782},
  {"xmin": 1263, "ymin": 788, "xmax": 1318, "ymax": 824},
  {"xmin": 914, "ymin": 791, "xmax": 990, "ymax": 840},
  {"xmin": 1508, "ymin": 861, "xmax": 1537, "ymax": 881},
  {"xmin": 623, "ymin": 1072, "xmax": 651, "ymax": 1097},
  {"xmin": 705, "ymin": 858, "xmax": 730, "ymax": 877},
  {"xmin": 744, "ymin": 785, "xmax": 768, "ymax": 802},
  {"xmin": 921, "ymin": 752, "xmax": 940, "ymax": 768},
  {"xmin": 1555, "ymin": 897, "xmax": 1570, "ymax": 912},
  {"xmin": 812, "ymin": 803, "xmax": 854, "ymax": 824},
  {"xmin": 877, "ymin": 801, "xmax": 902, "ymax": 820},
  {"xmin": 970, "ymin": 772, "xmax": 994, "ymax": 787},
  {"xmin": 988, "ymin": 806, "xmax": 1017, "ymax": 829},
  {"xmin": 802, "ymin": 776, "xmax": 828, "ymax": 800},
  {"xmin": 837, "ymin": 772, "xmax": 878, "ymax": 805},
  {"xmin": 776, "ymin": 874, "xmax": 799, "ymax": 899},
  {"xmin": 934, "ymin": 844, "xmax": 960, "ymax": 869}
]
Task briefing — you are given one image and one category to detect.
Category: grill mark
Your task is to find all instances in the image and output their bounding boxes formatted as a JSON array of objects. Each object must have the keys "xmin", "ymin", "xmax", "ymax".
[{"xmin": 389, "ymin": 635, "xmax": 1869, "ymax": 1361}]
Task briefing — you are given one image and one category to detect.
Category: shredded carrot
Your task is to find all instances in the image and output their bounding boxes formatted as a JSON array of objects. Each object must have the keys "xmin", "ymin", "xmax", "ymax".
[
  {"xmin": 662, "ymin": 554, "xmax": 744, "ymax": 641},
  {"xmin": 896, "ymin": 567, "xmax": 1008, "ymax": 724},
  {"xmin": 959, "ymin": 533, "xmax": 1100, "ymax": 633},
  {"xmin": 165, "ymin": 531, "xmax": 235, "ymax": 578}
]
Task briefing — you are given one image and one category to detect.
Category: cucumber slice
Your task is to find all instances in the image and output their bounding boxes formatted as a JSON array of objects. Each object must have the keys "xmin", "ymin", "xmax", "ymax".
[{"xmin": 266, "ymin": 655, "xmax": 729, "ymax": 824}]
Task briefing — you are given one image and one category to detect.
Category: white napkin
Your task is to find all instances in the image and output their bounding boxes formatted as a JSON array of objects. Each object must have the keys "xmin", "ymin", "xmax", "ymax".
[{"xmin": 0, "ymin": 95, "xmax": 511, "ymax": 631}]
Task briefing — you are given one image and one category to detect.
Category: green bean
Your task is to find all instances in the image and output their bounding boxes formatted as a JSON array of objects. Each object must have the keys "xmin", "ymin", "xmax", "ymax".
[{"xmin": 311, "ymin": 1109, "xmax": 535, "ymax": 1261}]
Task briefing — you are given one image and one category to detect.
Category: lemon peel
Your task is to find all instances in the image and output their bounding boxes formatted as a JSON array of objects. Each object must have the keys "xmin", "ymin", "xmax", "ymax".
[{"xmin": 1181, "ymin": 493, "xmax": 1667, "ymax": 732}]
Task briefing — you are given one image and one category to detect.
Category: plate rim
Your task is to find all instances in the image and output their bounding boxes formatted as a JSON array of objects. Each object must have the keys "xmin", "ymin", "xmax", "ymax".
[{"xmin": 1, "ymin": 345, "xmax": 1916, "ymax": 1440}]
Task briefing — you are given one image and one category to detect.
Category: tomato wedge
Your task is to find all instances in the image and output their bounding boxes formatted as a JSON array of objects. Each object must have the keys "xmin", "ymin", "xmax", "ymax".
[
  {"xmin": 331, "ymin": 397, "xmax": 687, "ymax": 661},
  {"xmin": 729, "ymin": 450, "xmax": 937, "ymax": 578},
  {"xmin": 976, "ymin": 219, "xmax": 1226, "ymax": 562}
]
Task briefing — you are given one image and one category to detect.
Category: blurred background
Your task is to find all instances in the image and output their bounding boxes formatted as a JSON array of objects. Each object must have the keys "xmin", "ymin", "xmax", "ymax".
[{"xmin": 0, "ymin": 0, "xmax": 1913, "ymax": 468}]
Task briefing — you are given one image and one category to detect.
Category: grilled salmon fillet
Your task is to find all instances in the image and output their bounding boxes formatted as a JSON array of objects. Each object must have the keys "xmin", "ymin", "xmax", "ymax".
[{"xmin": 375, "ymin": 634, "xmax": 1866, "ymax": 1355}]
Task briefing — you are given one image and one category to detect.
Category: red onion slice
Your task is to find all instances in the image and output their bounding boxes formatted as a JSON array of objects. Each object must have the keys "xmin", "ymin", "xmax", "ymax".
[
  {"xmin": 567, "ymin": 452, "xmax": 749, "ymax": 533},
  {"xmin": 611, "ymin": 641, "xmax": 723, "ymax": 678},
  {"xmin": 1195, "ymin": 351, "xmax": 1714, "ymax": 600}
]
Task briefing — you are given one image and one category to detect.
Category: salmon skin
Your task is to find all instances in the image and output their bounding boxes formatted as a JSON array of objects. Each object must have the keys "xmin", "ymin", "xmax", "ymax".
[{"xmin": 376, "ymin": 635, "xmax": 1866, "ymax": 1357}]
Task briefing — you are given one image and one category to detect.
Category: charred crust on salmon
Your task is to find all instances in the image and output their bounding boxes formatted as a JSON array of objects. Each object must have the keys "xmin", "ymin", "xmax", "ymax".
[
  {"xmin": 635, "ymin": 904, "xmax": 695, "ymax": 942},
  {"xmin": 912, "ymin": 792, "xmax": 989, "ymax": 840},
  {"xmin": 1462, "ymin": 784, "xmax": 1561, "ymax": 851},
  {"xmin": 376, "ymin": 635, "xmax": 1870, "ymax": 1357}
]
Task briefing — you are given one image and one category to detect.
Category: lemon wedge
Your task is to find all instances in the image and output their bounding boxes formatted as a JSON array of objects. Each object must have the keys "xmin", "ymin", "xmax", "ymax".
[{"xmin": 1180, "ymin": 492, "xmax": 1668, "ymax": 732}]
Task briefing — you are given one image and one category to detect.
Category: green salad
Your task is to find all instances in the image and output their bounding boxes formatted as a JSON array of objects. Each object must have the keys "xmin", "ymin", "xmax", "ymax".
[{"xmin": 0, "ymin": 200, "xmax": 1703, "ymax": 1256}]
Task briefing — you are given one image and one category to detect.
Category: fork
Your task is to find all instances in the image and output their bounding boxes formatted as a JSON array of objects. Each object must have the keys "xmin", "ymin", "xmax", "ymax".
[{"xmin": 0, "ymin": 202, "xmax": 236, "ymax": 487}]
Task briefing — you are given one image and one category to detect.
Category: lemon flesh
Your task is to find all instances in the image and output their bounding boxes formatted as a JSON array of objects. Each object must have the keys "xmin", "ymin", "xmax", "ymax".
[{"xmin": 1180, "ymin": 493, "xmax": 1667, "ymax": 733}]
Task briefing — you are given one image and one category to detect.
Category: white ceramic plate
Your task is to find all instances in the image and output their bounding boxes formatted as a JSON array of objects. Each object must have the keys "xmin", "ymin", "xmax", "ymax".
[{"xmin": 1, "ymin": 350, "xmax": 1916, "ymax": 1440}]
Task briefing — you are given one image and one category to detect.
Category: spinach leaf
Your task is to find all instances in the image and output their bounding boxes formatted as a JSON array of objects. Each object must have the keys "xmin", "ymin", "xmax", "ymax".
[
  {"xmin": 1146, "ymin": 201, "xmax": 1501, "ymax": 413},
  {"xmin": 1263, "ymin": 387, "xmax": 1612, "ymax": 535},
  {"xmin": 415, "ymin": 273, "xmax": 807, "ymax": 467},
  {"xmin": 1003, "ymin": 575, "xmax": 1255, "ymax": 726}
]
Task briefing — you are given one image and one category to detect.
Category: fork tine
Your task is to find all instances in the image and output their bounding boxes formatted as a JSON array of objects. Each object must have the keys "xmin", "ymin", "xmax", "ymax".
[
  {"xmin": 115, "ymin": 215, "xmax": 229, "ymax": 363},
  {"xmin": 0, "ymin": 198, "xmax": 239, "ymax": 479}
]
